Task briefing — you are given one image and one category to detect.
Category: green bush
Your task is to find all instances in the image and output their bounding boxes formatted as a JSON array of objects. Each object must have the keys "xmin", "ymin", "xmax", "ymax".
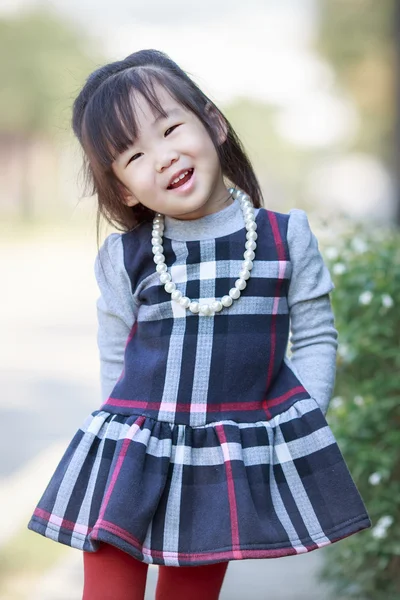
[{"xmin": 319, "ymin": 220, "xmax": 400, "ymax": 599}]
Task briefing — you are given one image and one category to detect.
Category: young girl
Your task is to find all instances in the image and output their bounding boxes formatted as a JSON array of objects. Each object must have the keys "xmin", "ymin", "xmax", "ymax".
[{"xmin": 28, "ymin": 49, "xmax": 371, "ymax": 600}]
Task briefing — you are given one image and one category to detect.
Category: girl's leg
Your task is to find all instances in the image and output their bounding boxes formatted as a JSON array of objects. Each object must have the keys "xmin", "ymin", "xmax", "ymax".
[
  {"xmin": 156, "ymin": 561, "xmax": 229, "ymax": 600},
  {"xmin": 82, "ymin": 543, "xmax": 149, "ymax": 600}
]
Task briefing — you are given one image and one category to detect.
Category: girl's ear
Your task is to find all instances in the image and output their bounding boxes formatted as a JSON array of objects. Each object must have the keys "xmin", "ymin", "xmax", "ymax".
[
  {"xmin": 115, "ymin": 176, "xmax": 141, "ymax": 207},
  {"xmin": 123, "ymin": 194, "xmax": 140, "ymax": 208},
  {"xmin": 119, "ymin": 184, "xmax": 140, "ymax": 207},
  {"xmin": 205, "ymin": 102, "xmax": 228, "ymax": 145}
]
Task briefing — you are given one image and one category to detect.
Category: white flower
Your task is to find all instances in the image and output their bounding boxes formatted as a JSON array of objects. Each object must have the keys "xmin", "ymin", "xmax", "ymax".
[
  {"xmin": 331, "ymin": 396, "xmax": 344, "ymax": 409},
  {"xmin": 351, "ymin": 237, "xmax": 368, "ymax": 254},
  {"xmin": 372, "ymin": 526, "xmax": 386, "ymax": 539},
  {"xmin": 379, "ymin": 515, "xmax": 394, "ymax": 528},
  {"xmin": 371, "ymin": 515, "xmax": 394, "ymax": 539},
  {"xmin": 333, "ymin": 263, "xmax": 346, "ymax": 275},
  {"xmin": 381, "ymin": 294, "xmax": 394, "ymax": 308},
  {"xmin": 368, "ymin": 472, "xmax": 382, "ymax": 485},
  {"xmin": 337, "ymin": 343, "xmax": 356, "ymax": 363},
  {"xmin": 325, "ymin": 247, "xmax": 339, "ymax": 260},
  {"xmin": 359, "ymin": 291, "xmax": 373, "ymax": 305},
  {"xmin": 354, "ymin": 395, "xmax": 364, "ymax": 406}
]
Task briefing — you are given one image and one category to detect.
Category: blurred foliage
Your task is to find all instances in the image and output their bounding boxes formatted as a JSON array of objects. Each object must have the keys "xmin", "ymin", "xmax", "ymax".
[
  {"xmin": 0, "ymin": 8, "xmax": 103, "ymax": 220},
  {"xmin": 0, "ymin": 8, "xmax": 102, "ymax": 136},
  {"xmin": 224, "ymin": 98, "xmax": 316, "ymax": 210},
  {"xmin": 317, "ymin": 0, "xmax": 396, "ymax": 162},
  {"xmin": 320, "ymin": 222, "xmax": 400, "ymax": 599}
]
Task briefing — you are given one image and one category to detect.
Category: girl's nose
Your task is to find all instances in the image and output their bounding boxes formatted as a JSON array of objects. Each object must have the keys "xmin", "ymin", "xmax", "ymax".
[{"xmin": 156, "ymin": 150, "xmax": 179, "ymax": 173}]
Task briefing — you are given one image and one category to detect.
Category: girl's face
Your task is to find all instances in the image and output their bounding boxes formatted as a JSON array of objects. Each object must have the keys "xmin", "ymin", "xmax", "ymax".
[{"xmin": 111, "ymin": 83, "xmax": 231, "ymax": 221}]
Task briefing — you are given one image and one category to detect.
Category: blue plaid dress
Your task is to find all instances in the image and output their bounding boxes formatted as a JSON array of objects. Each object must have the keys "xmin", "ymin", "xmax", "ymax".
[{"xmin": 28, "ymin": 200, "xmax": 371, "ymax": 566}]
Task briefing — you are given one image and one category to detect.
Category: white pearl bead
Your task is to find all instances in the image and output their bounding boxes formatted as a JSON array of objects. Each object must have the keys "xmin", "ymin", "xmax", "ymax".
[
  {"xmin": 235, "ymin": 278, "xmax": 247, "ymax": 290},
  {"xmin": 244, "ymin": 249, "xmax": 255, "ymax": 261},
  {"xmin": 229, "ymin": 287, "xmax": 241, "ymax": 300},
  {"xmin": 159, "ymin": 272, "xmax": 171, "ymax": 284},
  {"xmin": 171, "ymin": 289, "xmax": 182, "ymax": 301},
  {"xmin": 189, "ymin": 302, "xmax": 200, "ymax": 313},
  {"xmin": 245, "ymin": 240, "xmax": 256, "ymax": 251},
  {"xmin": 179, "ymin": 296, "xmax": 191, "ymax": 308},
  {"xmin": 221, "ymin": 295, "xmax": 233, "ymax": 307},
  {"xmin": 152, "ymin": 188, "xmax": 257, "ymax": 316},
  {"xmin": 211, "ymin": 300, "xmax": 223, "ymax": 312},
  {"xmin": 164, "ymin": 281, "xmax": 176, "ymax": 293},
  {"xmin": 154, "ymin": 254, "xmax": 165, "ymax": 264},
  {"xmin": 243, "ymin": 259, "xmax": 253, "ymax": 270},
  {"xmin": 200, "ymin": 304, "xmax": 212, "ymax": 316}
]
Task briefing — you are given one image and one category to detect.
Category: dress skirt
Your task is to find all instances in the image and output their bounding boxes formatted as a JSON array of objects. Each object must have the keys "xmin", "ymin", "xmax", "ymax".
[{"xmin": 27, "ymin": 396, "xmax": 371, "ymax": 566}]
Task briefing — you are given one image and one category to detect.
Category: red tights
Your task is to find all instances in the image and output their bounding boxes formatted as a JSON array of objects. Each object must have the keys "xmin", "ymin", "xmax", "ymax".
[{"xmin": 83, "ymin": 543, "xmax": 229, "ymax": 600}]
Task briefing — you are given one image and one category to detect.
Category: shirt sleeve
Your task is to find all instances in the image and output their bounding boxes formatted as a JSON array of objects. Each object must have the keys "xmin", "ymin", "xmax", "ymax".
[
  {"xmin": 285, "ymin": 209, "xmax": 338, "ymax": 415},
  {"xmin": 94, "ymin": 233, "xmax": 138, "ymax": 402}
]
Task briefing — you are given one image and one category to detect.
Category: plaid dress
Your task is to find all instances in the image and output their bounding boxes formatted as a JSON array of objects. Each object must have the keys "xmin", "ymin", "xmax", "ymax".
[{"xmin": 28, "ymin": 201, "xmax": 371, "ymax": 566}]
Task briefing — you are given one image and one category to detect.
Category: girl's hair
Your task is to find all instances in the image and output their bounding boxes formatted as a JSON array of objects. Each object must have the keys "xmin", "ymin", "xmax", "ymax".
[{"xmin": 72, "ymin": 49, "xmax": 264, "ymax": 239}]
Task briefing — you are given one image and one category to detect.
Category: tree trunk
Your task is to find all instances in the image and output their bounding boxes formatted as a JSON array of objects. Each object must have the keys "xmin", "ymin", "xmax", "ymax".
[{"xmin": 19, "ymin": 134, "xmax": 34, "ymax": 222}]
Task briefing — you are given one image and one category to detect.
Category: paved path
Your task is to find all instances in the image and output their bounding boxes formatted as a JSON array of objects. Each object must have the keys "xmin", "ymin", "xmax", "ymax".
[
  {"xmin": 30, "ymin": 547, "xmax": 331, "ymax": 600},
  {"xmin": 1, "ymin": 233, "xmax": 333, "ymax": 599}
]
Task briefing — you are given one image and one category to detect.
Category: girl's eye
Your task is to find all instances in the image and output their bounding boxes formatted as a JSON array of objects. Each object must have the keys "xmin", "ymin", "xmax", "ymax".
[
  {"xmin": 127, "ymin": 153, "xmax": 142, "ymax": 165},
  {"xmin": 164, "ymin": 124, "xmax": 180, "ymax": 137}
]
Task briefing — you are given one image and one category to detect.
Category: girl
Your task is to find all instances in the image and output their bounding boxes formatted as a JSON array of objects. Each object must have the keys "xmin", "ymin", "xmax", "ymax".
[{"xmin": 28, "ymin": 49, "xmax": 371, "ymax": 600}]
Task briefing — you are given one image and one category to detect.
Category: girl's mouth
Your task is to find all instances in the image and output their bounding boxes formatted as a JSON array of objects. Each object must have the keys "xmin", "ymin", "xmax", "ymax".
[{"xmin": 167, "ymin": 168, "xmax": 194, "ymax": 190}]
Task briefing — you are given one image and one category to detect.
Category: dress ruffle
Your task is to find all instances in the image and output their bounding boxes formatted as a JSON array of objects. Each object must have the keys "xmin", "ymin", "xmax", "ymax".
[{"xmin": 28, "ymin": 397, "xmax": 371, "ymax": 566}]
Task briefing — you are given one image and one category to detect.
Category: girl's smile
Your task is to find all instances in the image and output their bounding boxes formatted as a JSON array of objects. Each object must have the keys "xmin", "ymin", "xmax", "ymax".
[{"xmin": 166, "ymin": 167, "xmax": 195, "ymax": 191}]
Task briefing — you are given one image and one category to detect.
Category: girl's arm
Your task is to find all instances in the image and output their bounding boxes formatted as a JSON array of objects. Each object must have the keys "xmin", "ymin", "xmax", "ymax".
[
  {"xmin": 94, "ymin": 233, "xmax": 137, "ymax": 402},
  {"xmin": 286, "ymin": 209, "xmax": 338, "ymax": 416}
]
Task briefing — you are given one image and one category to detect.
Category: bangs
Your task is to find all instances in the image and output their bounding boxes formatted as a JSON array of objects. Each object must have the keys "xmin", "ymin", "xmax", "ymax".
[{"xmin": 81, "ymin": 69, "xmax": 192, "ymax": 168}]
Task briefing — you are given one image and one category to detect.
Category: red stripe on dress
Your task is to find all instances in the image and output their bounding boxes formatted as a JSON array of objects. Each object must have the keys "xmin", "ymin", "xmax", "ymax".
[
  {"xmin": 144, "ymin": 545, "xmax": 298, "ymax": 562},
  {"xmin": 105, "ymin": 386, "xmax": 305, "ymax": 412},
  {"xmin": 215, "ymin": 424, "xmax": 242, "ymax": 559},
  {"xmin": 91, "ymin": 519, "xmax": 299, "ymax": 561},
  {"xmin": 93, "ymin": 519, "xmax": 142, "ymax": 549},
  {"xmin": 33, "ymin": 507, "xmax": 93, "ymax": 535},
  {"xmin": 126, "ymin": 321, "xmax": 138, "ymax": 347},
  {"xmin": 264, "ymin": 212, "xmax": 287, "ymax": 402}
]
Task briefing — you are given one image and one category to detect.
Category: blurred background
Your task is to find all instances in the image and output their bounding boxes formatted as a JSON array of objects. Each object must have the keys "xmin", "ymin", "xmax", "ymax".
[{"xmin": 1, "ymin": 1, "xmax": 399, "ymax": 598}]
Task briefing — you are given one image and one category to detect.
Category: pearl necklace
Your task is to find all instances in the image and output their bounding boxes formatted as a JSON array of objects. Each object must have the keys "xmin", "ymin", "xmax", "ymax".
[{"xmin": 151, "ymin": 187, "xmax": 257, "ymax": 316}]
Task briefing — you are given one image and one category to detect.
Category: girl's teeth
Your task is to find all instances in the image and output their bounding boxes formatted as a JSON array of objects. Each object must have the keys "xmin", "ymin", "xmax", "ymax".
[{"xmin": 172, "ymin": 171, "xmax": 188, "ymax": 184}]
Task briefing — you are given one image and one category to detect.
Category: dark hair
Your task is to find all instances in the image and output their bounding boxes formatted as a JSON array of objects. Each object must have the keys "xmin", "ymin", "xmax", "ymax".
[{"xmin": 72, "ymin": 49, "xmax": 264, "ymax": 240}]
